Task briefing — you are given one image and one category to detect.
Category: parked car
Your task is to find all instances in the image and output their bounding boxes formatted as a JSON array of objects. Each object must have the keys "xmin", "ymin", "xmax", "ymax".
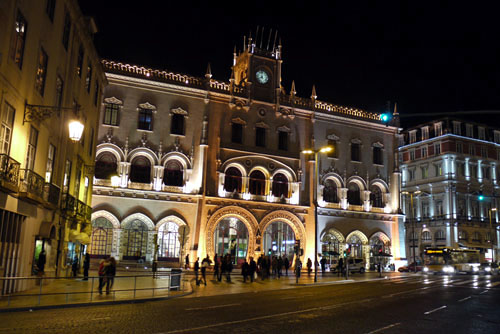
[
  {"xmin": 478, "ymin": 262, "xmax": 499, "ymax": 275},
  {"xmin": 398, "ymin": 262, "xmax": 423, "ymax": 272},
  {"xmin": 346, "ymin": 258, "xmax": 366, "ymax": 274}
]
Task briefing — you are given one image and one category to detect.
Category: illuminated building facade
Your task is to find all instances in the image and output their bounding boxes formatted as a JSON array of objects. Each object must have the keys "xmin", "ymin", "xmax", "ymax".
[
  {"xmin": 399, "ymin": 118, "xmax": 500, "ymax": 263},
  {"xmin": 0, "ymin": 0, "xmax": 105, "ymax": 292},
  {"xmin": 91, "ymin": 34, "xmax": 404, "ymax": 270}
]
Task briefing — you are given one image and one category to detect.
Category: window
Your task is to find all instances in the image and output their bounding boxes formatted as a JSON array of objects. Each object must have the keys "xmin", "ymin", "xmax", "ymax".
[
  {"xmin": 10, "ymin": 11, "xmax": 28, "ymax": 69},
  {"xmin": 422, "ymin": 202, "xmax": 429, "ymax": 218},
  {"xmin": 494, "ymin": 131, "xmax": 500, "ymax": 144},
  {"xmin": 421, "ymin": 146, "xmax": 427, "ymax": 158},
  {"xmin": 323, "ymin": 179, "xmax": 338, "ymax": 203},
  {"xmin": 456, "ymin": 142, "xmax": 463, "ymax": 153},
  {"xmin": 436, "ymin": 201, "xmax": 443, "ymax": 216},
  {"xmin": 435, "ymin": 230, "xmax": 445, "ymax": 241},
  {"xmin": 408, "ymin": 169, "xmax": 415, "ymax": 181},
  {"xmin": 85, "ymin": 62, "xmax": 92, "ymax": 93},
  {"xmin": 46, "ymin": 0, "xmax": 56, "ymax": 21},
  {"xmin": 163, "ymin": 160, "xmax": 183, "ymax": 186},
  {"xmin": 469, "ymin": 144, "xmax": 475, "ymax": 156},
  {"xmin": 0, "ymin": 102, "xmax": 15, "ymax": 154},
  {"xmin": 459, "ymin": 162, "xmax": 465, "ymax": 176},
  {"xmin": 478, "ymin": 127, "xmax": 485, "ymax": 140},
  {"xmin": 35, "ymin": 48, "xmax": 48, "ymax": 96},
  {"xmin": 138, "ymin": 108, "xmax": 153, "ymax": 131},
  {"xmin": 63, "ymin": 159, "xmax": 71, "ymax": 192},
  {"xmin": 466, "ymin": 124, "xmax": 473, "ymax": 137},
  {"xmin": 62, "ymin": 12, "xmax": 71, "ymax": 50},
  {"xmin": 103, "ymin": 103, "xmax": 119, "ymax": 126},
  {"xmin": 481, "ymin": 146, "xmax": 487, "ymax": 158},
  {"xmin": 272, "ymin": 173, "xmax": 289, "ymax": 198},
  {"xmin": 472, "ymin": 231, "xmax": 481, "ymax": 242},
  {"xmin": 25, "ymin": 126, "xmax": 38, "ymax": 170},
  {"xmin": 434, "ymin": 143, "xmax": 441, "ymax": 155},
  {"xmin": 249, "ymin": 170, "xmax": 266, "ymax": 195},
  {"xmin": 95, "ymin": 152, "xmax": 117, "ymax": 179},
  {"xmin": 171, "ymin": 114, "xmax": 185, "ymax": 135},
  {"xmin": 422, "ymin": 231, "xmax": 432, "ymax": 242},
  {"xmin": 409, "ymin": 131, "xmax": 416, "ymax": 144},
  {"xmin": 55, "ymin": 75, "xmax": 64, "ymax": 108},
  {"xmin": 88, "ymin": 127, "xmax": 94, "ymax": 157},
  {"xmin": 435, "ymin": 164, "xmax": 442, "ymax": 176},
  {"xmin": 94, "ymin": 81, "xmax": 100, "ymax": 106},
  {"xmin": 370, "ymin": 186, "xmax": 383, "ymax": 208},
  {"xmin": 434, "ymin": 122, "xmax": 442, "ymax": 136},
  {"xmin": 421, "ymin": 127, "xmax": 429, "ymax": 140},
  {"xmin": 76, "ymin": 45, "xmax": 83, "ymax": 77},
  {"xmin": 327, "ymin": 140, "xmax": 338, "ymax": 158},
  {"xmin": 129, "ymin": 156, "xmax": 151, "ymax": 183},
  {"xmin": 255, "ymin": 127, "xmax": 266, "ymax": 147},
  {"xmin": 158, "ymin": 222, "xmax": 180, "ymax": 259},
  {"xmin": 453, "ymin": 121, "xmax": 461, "ymax": 135},
  {"xmin": 45, "ymin": 144, "xmax": 56, "ymax": 182},
  {"xmin": 231, "ymin": 123, "xmax": 243, "ymax": 144},
  {"xmin": 409, "ymin": 149, "xmax": 415, "ymax": 160},
  {"xmin": 347, "ymin": 183, "xmax": 361, "ymax": 205},
  {"xmin": 224, "ymin": 167, "xmax": 242, "ymax": 193},
  {"xmin": 373, "ymin": 146, "xmax": 383, "ymax": 165},
  {"xmin": 351, "ymin": 143, "xmax": 360, "ymax": 161},
  {"xmin": 278, "ymin": 131, "xmax": 288, "ymax": 151},
  {"xmin": 483, "ymin": 166, "xmax": 490, "ymax": 180},
  {"xmin": 458, "ymin": 230, "xmax": 468, "ymax": 241}
]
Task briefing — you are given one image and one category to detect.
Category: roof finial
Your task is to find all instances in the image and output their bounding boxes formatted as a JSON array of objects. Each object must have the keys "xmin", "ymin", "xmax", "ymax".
[
  {"xmin": 260, "ymin": 27, "xmax": 265, "ymax": 48},
  {"xmin": 290, "ymin": 80, "xmax": 296, "ymax": 96},
  {"xmin": 393, "ymin": 102, "xmax": 398, "ymax": 115},
  {"xmin": 311, "ymin": 85, "xmax": 317, "ymax": 100},
  {"xmin": 255, "ymin": 26, "xmax": 259, "ymax": 46},
  {"xmin": 272, "ymin": 30, "xmax": 278, "ymax": 50},
  {"xmin": 205, "ymin": 63, "xmax": 212, "ymax": 79},
  {"xmin": 266, "ymin": 28, "xmax": 272, "ymax": 50}
]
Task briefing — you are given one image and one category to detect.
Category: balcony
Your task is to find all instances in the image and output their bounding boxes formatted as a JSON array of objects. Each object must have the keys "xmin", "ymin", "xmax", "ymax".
[
  {"xmin": 61, "ymin": 193, "xmax": 76, "ymax": 216},
  {"xmin": 0, "ymin": 154, "xmax": 20, "ymax": 192},
  {"xmin": 76, "ymin": 200, "xmax": 88, "ymax": 218},
  {"xmin": 18, "ymin": 169, "xmax": 45, "ymax": 204},
  {"xmin": 43, "ymin": 183, "xmax": 60, "ymax": 208}
]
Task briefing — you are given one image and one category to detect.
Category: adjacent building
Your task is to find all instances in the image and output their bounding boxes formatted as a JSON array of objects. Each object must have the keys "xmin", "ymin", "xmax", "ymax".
[
  {"xmin": 399, "ymin": 118, "xmax": 500, "ymax": 264},
  {"xmin": 90, "ymin": 34, "xmax": 404, "ymax": 271},
  {"xmin": 0, "ymin": 0, "xmax": 105, "ymax": 292}
]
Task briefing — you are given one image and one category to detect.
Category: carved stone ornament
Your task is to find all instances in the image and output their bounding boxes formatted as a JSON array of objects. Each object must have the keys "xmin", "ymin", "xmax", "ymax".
[
  {"xmin": 138, "ymin": 102, "xmax": 157, "ymax": 112},
  {"xmin": 245, "ymin": 159, "xmax": 252, "ymax": 167},
  {"xmin": 373, "ymin": 141, "xmax": 384, "ymax": 148},
  {"xmin": 351, "ymin": 138, "xmax": 362, "ymax": 145},
  {"xmin": 277, "ymin": 125, "xmax": 291, "ymax": 133},
  {"xmin": 232, "ymin": 117, "xmax": 247, "ymax": 125},
  {"xmin": 103, "ymin": 96, "xmax": 123, "ymax": 105},
  {"xmin": 327, "ymin": 133, "xmax": 340, "ymax": 141},
  {"xmin": 258, "ymin": 109, "xmax": 266, "ymax": 117},
  {"xmin": 255, "ymin": 121, "xmax": 269, "ymax": 129},
  {"xmin": 171, "ymin": 107, "xmax": 188, "ymax": 116}
]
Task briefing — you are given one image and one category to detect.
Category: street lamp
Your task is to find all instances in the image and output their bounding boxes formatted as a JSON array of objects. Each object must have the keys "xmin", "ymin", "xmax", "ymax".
[
  {"xmin": 302, "ymin": 145, "xmax": 333, "ymax": 283},
  {"xmin": 489, "ymin": 208, "xmax": 497, "ymax": 262},
  {"xmin": 402, "ymin": 190, "xmax": 421, "ymax": 273}
]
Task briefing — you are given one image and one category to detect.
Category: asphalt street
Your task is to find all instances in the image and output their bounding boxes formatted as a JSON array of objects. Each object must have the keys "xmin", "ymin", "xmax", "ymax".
[{"xmin": 0, "ymin": 274, "xmax": 499, "ymax": 333}]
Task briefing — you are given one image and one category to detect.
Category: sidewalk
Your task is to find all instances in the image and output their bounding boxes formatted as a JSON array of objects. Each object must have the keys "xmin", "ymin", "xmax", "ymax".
[{"xmin": 0, "ymin": 269, "xmax": 407, "ymax": 311}]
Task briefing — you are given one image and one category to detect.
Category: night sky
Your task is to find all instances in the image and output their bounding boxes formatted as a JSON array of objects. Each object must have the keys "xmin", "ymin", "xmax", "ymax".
[{"xmin": 79, "ymin": 1, "xmax": 500, "ymax": 127}]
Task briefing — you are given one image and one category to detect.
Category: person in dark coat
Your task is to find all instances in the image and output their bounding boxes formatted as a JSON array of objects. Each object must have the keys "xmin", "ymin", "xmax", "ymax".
[
  {"xmin": 37, "ymin": 251, "xmax": 46, "ymax": 274},
  {"xmin": 152, "ymin": 260, "xmax": 158, "ymax": 279},
  {"xmin": 242, "ymin": 259, "xmax": 249, "ymax": 282},
  {"xmin": 306, "ymin": 258, "xmax": 312, "ymax": 276},
  {"xmin": 320, "ymin": 257, "xmax": 327, "ymax": 275},
  {"xmin": 249, "ymin": 257, "xmax": 257, "ymax": 283},
  {"xmin": 284, "ymin": 257, "xmax": 290, "ymax": 276},
  {"xmin": 72, "ymin": 256, "xmax": 79, "ymax": 277},
  {"xmin": 200, "ymin": 256, "xmax": 210, "ymax": 286},
  {"xmin": 225, "ymin": 255, "xmax": 233, "ymax": 282},
  {"xmin": 185, "ymin": 254, "xmax": 190, "ymax": 270},
  {"xmin": 213, "ymin": 253, "xmax": 219, "ymax": 279},
  {"xmin": 337, "ymin": 257, "xmax": 344, "ymax": 277},
  {"xmin": 83, "ymin": 253, "xmax": 90, "ymax": 280},
  {"xmin": 106, "ymin": 257, "xmax": 117, "ymax": 294},
  {"xmin": 194, "ymin": 257, "xmax": 200, "ymax": 285},
  {"xmin": 277, "ymin": 256, "xmax": 283, "ymax": 278}
]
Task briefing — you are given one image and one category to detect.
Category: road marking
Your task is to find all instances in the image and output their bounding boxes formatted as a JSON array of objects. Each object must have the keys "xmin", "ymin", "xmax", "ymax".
[
  {"xmin": 366, "ymin": 322, "xmax": 401, "ymax": 334},
  {"xmin": 185, "ymin": 303, "xmax": 240, "ymax": 311},
  {"xmin": 453, "ymin": 279, "xmax": 474, "ymax": 286},
  {"xmin": 458, "ymin": 296, "xmax": 472, "ymax": 302},
  {"xmin": 489, "ymin": 281, "xmax": 500, "ymax": 287},
  {"xmin": 424, "ymin": 305, "xmax": 447, "ymax": 315},
  {"xmin": 479, "ymin": 290, "xmax": 488, "ymax": 295},
  {"xmin": 91, "ymin": 317, "xmax": 111, "ymax": 321}
]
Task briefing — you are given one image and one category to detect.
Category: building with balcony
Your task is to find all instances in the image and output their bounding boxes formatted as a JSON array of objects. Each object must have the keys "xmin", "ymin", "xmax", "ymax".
[
  {"xmin": 0, "ymin": 0, "xmax": 105, "ymax": 292},
  {"xmin": 399, "ymin": 118, "xmax": 500, "ymax": 264},
  {"xmin": 90, "ymin": 33, "xmax": 403, "ymax": 270}
]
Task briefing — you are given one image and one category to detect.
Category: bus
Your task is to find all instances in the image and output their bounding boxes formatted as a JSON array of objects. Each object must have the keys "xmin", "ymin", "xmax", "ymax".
[{"xmin": 423, "ymin": 247, "xmax": 481, "ymax": 274}]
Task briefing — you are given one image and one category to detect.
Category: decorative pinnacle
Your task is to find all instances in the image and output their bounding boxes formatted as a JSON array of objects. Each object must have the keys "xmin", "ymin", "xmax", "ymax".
[
  {"xmin": 311, "ymin": 85, "xmax": 317, "ymax": 100},
  {"xmin": 290, "ymin": 80, "xmax": 296, "ymax": 96},
  {"xmin": 205, "ymin": 63, "xmax": 212, "ymax": 79},
  {"xmin": 393, "ymin": 102, "xmax": 399, "ymax": 115}
]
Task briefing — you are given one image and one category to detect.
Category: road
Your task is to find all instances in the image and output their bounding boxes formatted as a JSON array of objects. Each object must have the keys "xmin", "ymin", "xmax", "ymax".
[{"xmin": 1, "ymin": 274, "xmax": 499, "ymax": 333}]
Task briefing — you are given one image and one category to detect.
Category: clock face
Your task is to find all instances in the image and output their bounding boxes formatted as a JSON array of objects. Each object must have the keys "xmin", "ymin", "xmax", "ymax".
[{"xmin": 256, "ymin": 70, "xmax": 269, "ymax": 84}]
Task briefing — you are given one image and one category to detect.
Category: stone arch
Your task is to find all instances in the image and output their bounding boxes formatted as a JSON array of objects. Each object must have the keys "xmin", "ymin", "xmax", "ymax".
[
  {"xmin": 206, "ymin": 206, "xmax": 258, "ymax": 259},
  {"xmin": 259, "ymin": 210, "xmax": 306, "ymax": 248},
  {"xmin": 161, "ymin": 151, "xmax": 192, "ymax": 170},
  {"xmin": 95, "ymin": 143, "xmax": 125, "ymax": 163},
  {"xmin": 321, "ymin": 227, "xmax": 345, "ymax": 242},
  {"xmin": 321, "ymin": 173, "xmax": 344, "ymax": 188},
  {"xmin": 345, "ymin": 230, "xmax": 369, "ymax": 244},
  {"xmin": 155, "ymin": 215, "xmax": 188, "ymax": 231},
  {"xmin": 272, "ymin": 168, "xmax": 295, "ymax": 182},
  {"xmin": 370, "ymin": 179, "xmax": 389, "ymax": 193},
  {"xmin": 223, "ymin": 162, "xmax": 247, "ymax": 178},
  {"xmin": 91, "ymin": 210, "xmax": 120, "ymax": 229},
  {"xmin": 128, "ymin": 147, "xmax": 158, "ymax": 166},
  {"xmin": 369, "ymin": 231, "xmax": 391, "ymax": 245},
  {"xmin": 347, "ymin": 176, "xmax": 366, "ymax": 190},
  {"xmin": 121, "ymin": 213, "xmax": 155, "ymax": 230},
  {"xmin": 249, "ymin": 165, "xmax": 271, "ymax": 179}
]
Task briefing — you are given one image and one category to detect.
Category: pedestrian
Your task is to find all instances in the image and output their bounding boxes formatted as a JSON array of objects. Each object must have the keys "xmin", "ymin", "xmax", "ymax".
[
  {"xmin": 320, "ymin": 257, "xmax": 326, "ymax": 275},
  {"xmin": 98, "ymin": 258, "xmax": 109, "ymax": 295},
  {"xmin": 272, "ymin": 256, "xmax": 278, "ymax": 278},
  {"xmin": 257, "ymin": 255, "xmax": 263, "ymax": 279},
  {"xmin": 152, "ymin": 260, "xmax": 158, "ymax": 279},
  {"xmin": 72, "ymin": 256, "xmax": 79, "ymax": 277},
  {"xmin": 213, "ymin": 253, "xmax": 219, "ymax": 279},
  {"xmin": 83, "ymin": 253, "xmax": 90, "ymax": 281},
  {"xmin": 220, "ymin": 256, "xmax": 226, "ymax": 282},
  {"xmin": 249, "ymin": 256, "xmax": 257, "ymax": 283},
  {"xmin": 185, "ymin": 254, "xmax": 190, "ymax": 270},
  {"xmin": 106, "ymin": 257, "xmax": 117, "ymax": 294},
  {"xmin": 307, "ymin": 258, "xmax": 312, "ymax": 277},
  {"xmin": 337, "ymin": 257, "xmax": 344, "ymax": 277},
  {"xmin": 37, "ymin": 250, "xmax": 46, "ymax": 275},
  {"xmin": 277, "ymin": 256, "xmax": 283, "ymax": 278},
  {"xmin": 194, "ymin": 257, "xmax": 200, "ymax": 285},
  {"xmin": 225, "ymin": 255, "xmax": 233, "ymax": 282},
  {"xmin": 201, "ymin": 256, "xmax": 210, "ymax": 286},
  {"xmin": 295, "ymin": 259, "xmax": 302, "ymax": 283},
  {"xmin": 284, "ymin": 257, "xmax": 290, "ymax": 276},
  {"xmin": 242, "ymin": 259, "xmax": 249, "ymax": 282}
]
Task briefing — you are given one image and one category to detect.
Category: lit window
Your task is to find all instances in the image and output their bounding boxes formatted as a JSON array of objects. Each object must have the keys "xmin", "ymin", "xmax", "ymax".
[
  {"xmin": 138, "ymin": 108, "xmax": 153, "ymax": 131},
  {"xmin": 103, "ymin": 103, "xmax": 119, "ymax": 126},
  {"xmin": 0, "ymin": 102, "xmax": 15, "ymax": 154},
  {"xmin": 10, "ymin": 11, "xmax": 28, "ymax": 69},
  {"xmin": 35, "ymin": 48, "xmax": 48, "ymax": 96}
]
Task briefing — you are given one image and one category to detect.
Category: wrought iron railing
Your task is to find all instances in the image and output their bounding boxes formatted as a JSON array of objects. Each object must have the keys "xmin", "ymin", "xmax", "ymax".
[
  {"xmin": 0, "ymin": 154, "xmax": 20, "ymax": 190},
  {"xmin": 19, "ymin": 169, "xmax": 45, "ymax": 200},
  {"xmin": 43, "ymin": 183, "xmax": 60, "ymax": 206},
  {"xmin": 61, "ymin": 193, "xmax": 76, "ymax": 215},
  {"xmin": 76, "ymin": 200, "xmax": 87, "ymax": 217}
]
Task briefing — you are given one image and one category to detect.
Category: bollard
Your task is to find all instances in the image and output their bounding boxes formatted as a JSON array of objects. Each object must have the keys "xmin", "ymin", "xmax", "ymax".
[
  {"xmin": 38, "ymin": 277, "xmax": 43, "ymax": 305},
  {"xmin": 90, "ymin": 277, "xmax": 94, "ymax": 301}
]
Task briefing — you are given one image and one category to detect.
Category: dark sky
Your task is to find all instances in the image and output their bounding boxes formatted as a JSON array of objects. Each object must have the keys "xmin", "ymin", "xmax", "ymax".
[{"xmin": 79, "ymin": 1, "xmax": 500, "ymax": 127}]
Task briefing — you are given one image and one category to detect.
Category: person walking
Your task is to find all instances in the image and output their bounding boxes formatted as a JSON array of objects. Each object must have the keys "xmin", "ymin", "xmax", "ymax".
[
  {"xmin": 284, "ymin": 257, "xmax": 290, "ymax": 276},
  {"xmin": 277, "ymin": 256, "xmax": 283, "ymax": 278},
  {"xmin": 249, "ymin": 257, "xmax": 257, "ymax": 283},
  {"xmin": 337, "ymin": 257, "xmax": 344, "ymax": 277},
  {"xmin": 72, "ymin": 256, "xmax": 79, "ymax": 277},
  {"xmin": 152, "ymin": 260, "xmax": 158, "ymax": 279},
  {"xmin": 295, "ymin": 259, "xmax": 302, "ymax": 283},
  {"xmin": 98, "ymin": 258, "xmax": 109, "ymax": 295},
  {"xmin": 201, "ymin": 256, "xmax": 210, "ymax": 286},
  {"xmin": 106, "ymin": 257, "xmax": 117, "ymax": 294},
  {"xmin": 83, "ymin": 253, "xmax": 90, "ymax": 280},
  {"xmin": 194, "ymin": 257, "xmax": 200, "ymax": 285},
  {"xmin": 185, "ymin": 254, "xmax": 190, "ymax": 270},
  {"xmin": 306, "ymin": 258, "xmax": 312, "ymax": 277},
  {"xmin": 37, "ymin": 250, "xmax": 46, "ymax": 275},
  {"xmin": 320, "ymin": 257, "xmax": 326, "ymax": 275},
  {"xmin": 213, "ymin": 254, "xmax": 219, "ymax": 279},
  {"xmin": 225, "ymin": 255, "xmax": 233, "ymax": 282},
  {"xmin": 272, "ymin": 256, "xmax": 278, "ymax": 278},
  {"xmin": 242, "ymin": 259, "xmax": 249, "ymax": 282}
]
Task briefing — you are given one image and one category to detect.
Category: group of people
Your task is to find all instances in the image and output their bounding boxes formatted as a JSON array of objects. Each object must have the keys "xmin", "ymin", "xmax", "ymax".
[{"xmin": 97, "ymin": 256, "xmax": 117, "ymax": 295}]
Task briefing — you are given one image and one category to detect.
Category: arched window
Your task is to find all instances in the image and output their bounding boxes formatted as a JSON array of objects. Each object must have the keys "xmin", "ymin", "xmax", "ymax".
[
  {"xmin": 263, "ymin": 221, "xmax": 295, "ymax": 262},
  {"xmin": 347, "ymin": 183, "xmax": 361, "ymax": 205},
  {"xmin": 129, "ymin": 156, "xmax": 151, "ymax": 183},
  {"xmin": 435, "ymin": 230, "xmax": 445, "ymax": 241},
  {"xmin": 323, "ymin": 179, "xmax": 339, "ymax": 203},
  {"xmin": 163, "ymin": 160, "xmax": 183, "ymax": 186},
  {"xmin": 95, "ymin": 152, "xmax": 117, "ymax": 179},
  {"xmin": 158, "ymin": 222, "xmax": 180, "ymax": 260},
  {"xmin": 249, "ymin": 170, "xmax": 266, "ymax": 196},
  {"xmin": 472, "ymin": 231, "xmax": 481, "ymax": 242},
  {"xmin": 214, "ymin": 218, "xmax": 248, "ymax": 265},
  {"xmin": 122, "ymin": 219, "xmax": 149, "ymax": 260},
  {"xmin": 346, "ymin": 235, "xmax": 363, "ymax": 258},
  {"xmin": 322, "ymin": 233, "xmax": 341, "ymax": 256},
  {"xmin": 89, "ymin": 218, "xmax": 114, "ymax": 258},
  {"xmin": 422, "ymin": 231, "xmax": 432, "ymax": 242},
  {"xmin": 224, "ymin": 167, "xmax": 242, "ymax": 193},
  {"xmin": 272, "ymin": 173, "xmax": 289, "ymax": 198},
  {"xmin": 370, "ymin": 186, "xmax": 383, "ymax": 208}
]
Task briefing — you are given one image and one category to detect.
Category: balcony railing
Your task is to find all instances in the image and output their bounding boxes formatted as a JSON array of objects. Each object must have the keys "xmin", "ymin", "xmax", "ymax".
[
  {"xmin": 61, "ymin": 193, "xmax": 76, "ymax": 216},
  {"xmin": 43, "ymin": 183, "xmax": 60, "ymax": 207},
  {"xmin": 19, "ymin": 169, "xmax": 45, "ymax": 203},
  {"xmin": 76, "ymin": 200, "xmax": 87, "ymax": 218},
  {"xmin": 0, "ymin": 154, "xmax": 20, "ymax": 192}
]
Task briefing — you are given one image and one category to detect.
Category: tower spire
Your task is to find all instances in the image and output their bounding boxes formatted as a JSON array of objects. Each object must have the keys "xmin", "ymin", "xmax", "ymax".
[
  {"xmin": 205, "ymin": 63, "xmax": 212, "ymax": 79},
  {"xmin": 290, "ymin": 80, "xmax": 296, "ymax": 96},
  {"xmin": 311, "ymin": 85, "xmax": 317, "ymax": 100}
]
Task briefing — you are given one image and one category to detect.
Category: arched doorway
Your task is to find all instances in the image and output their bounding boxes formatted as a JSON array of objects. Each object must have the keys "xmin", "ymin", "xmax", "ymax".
[
  {"xmin": 346, "ymin": 234, "xmax": 363, "ymax": 258},
  {"xmin": 130, "ymin": 156, "xmax": 151, "ymax": 183},
  {"xmin": 157, "ymin": 221, "xmax": 180, "ymax": 261},
  {"xmin": 369, "ymin": 233, "xmax": 391, "ymax": 270},
  {"xmin": 224, "ymin": 167, "xmax": 242, "ymax": 193},
  {"xmin": 321, "ymin": 233, "xmax": 342, "ymax": 269},
  {"xmin": 323, "ymin": 179, "xmax": 339, "ymax": 203},
  {"xmin": 263, "ymin": 221, "xmax": 295, "ymax": 262},
  {"xmin": 95, "ymin": 152, "xmax": 117, "ymax": 180},
  {"xmin": 89, "ymin": 217, "xmax": 114, "ymax": 258},
  {"xmin": 249, "ymin": 170, "xmax": 266, "ymax": 195},
  {"xmin": 214, "ymin": 218, "xmax": 249, "ymax": 265},
  {"xmin": 271, "ymin": 173, "xmax": 289, "ymax": 198},
  {"xmin": 122, "ymin": 219, "xmax": 149, "ymax": 260},
  {"xmin": 163, "ymin": 160, "xmax": 183, "ymax": 186}
]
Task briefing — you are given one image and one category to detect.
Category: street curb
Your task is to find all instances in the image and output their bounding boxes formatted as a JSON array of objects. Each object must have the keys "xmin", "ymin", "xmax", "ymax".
[{"xmin": 0, "ymin": 279, "xmax": 195, "ymax": 313}]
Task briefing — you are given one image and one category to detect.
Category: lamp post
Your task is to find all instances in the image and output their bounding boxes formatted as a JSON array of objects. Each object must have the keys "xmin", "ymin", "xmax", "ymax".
[
  {"xmin": 489, "ymin": 208, "xmax": 497, "ymax": 262},
  {"xmin": 302, "ymin": 145, "xmax": 333, "ymax": 283},
  {"xmin": 402, "ymin": 190, "xmax": 421, "ymax": 273}
]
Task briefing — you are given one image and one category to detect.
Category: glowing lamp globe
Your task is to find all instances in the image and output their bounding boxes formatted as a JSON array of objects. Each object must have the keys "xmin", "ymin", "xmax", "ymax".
[{"xmin": 68, "ymin": 120, "xmax": 84, "ymax": 142}]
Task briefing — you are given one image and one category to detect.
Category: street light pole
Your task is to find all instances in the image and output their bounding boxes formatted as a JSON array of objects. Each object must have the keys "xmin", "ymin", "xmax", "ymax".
[
  {"xmin": 403, "ymin": 190, "xmax": 420, "ymax": 273},
  {"xmin": 489, "ymin": 208, "xmax": 497, "ymax": 262}
]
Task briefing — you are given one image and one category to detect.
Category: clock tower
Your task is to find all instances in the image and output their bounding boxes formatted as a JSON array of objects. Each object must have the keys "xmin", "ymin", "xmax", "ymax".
[{"xmin": 232, "ymin": 29, "xmax": 283, "ymax": 104}]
